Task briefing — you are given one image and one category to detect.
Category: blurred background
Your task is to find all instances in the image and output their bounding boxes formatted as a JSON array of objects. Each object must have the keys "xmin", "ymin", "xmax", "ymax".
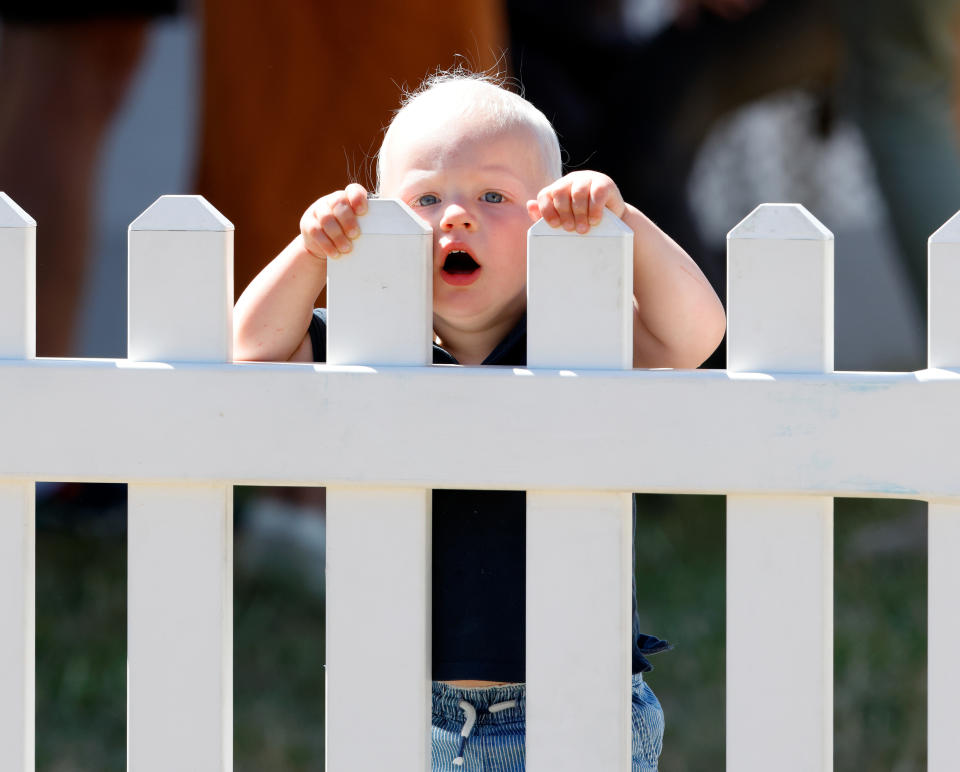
[{"xmin": 2, "ymin": 0, "xmax": 953, "ymax": 768}]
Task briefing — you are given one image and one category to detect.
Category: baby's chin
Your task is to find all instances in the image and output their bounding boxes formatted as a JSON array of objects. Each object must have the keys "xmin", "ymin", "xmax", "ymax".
[{"xmin": 434, "ymin": 295, "xmax": 525, "ymax": 327}]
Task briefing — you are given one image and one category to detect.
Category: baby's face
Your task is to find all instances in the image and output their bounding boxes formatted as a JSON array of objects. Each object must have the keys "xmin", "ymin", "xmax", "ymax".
[{"xmin": 379, "ymin": 114, "xmax": 551, "ymax": 338}]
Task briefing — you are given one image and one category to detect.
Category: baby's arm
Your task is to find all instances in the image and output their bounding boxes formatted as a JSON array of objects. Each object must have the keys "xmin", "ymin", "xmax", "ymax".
[
  {"xmin": 529, "ymin": 172, "xmax": 726, "ymax": 369},
  {"xmin": 234, "ymin": 184, "xmax": 369, "ymax": 362}
]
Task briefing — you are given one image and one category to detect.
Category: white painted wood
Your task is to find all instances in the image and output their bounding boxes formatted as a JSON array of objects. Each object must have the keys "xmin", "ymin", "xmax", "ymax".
[
  {"xmin": 0, "ymin": 194, "xmax": 35, "ymax": 772},
  {"xmin": 325, "ymin": 198, "xmax": 432, "ymax": 366},
  {"xmin": 0, "ymin": 197, "xmax": 955, "ymax": 764},
  {"xmin": 527, "ymin": 215, "xmax": 633, "ymax": 770},
  {"xmin": 928, "ymin": 500, "xmax": 960, "ymax": 771},
  {"xmin": 128, "ymin": 195, "xmax": 233, "ymax": 362},
  {"xmin": 0, "ymin": 193, "xmax": 36, "ymax": 360},
  {"xmin": 0, "ymin": 483, "xmax": 34, "ymax": 772},
  {"xmin": 727, "ymin": 203, "xmax": 833, "ymax": 373},
  {"xmin": 325, "ymin": 198, "xmax": 432, "ymax": 771},
  {"xmin": 127, "ymin": 195, "xmax": 233, "ymax": 771},
  {"xmin": 928, "ymin": 211, "xmax": 960, "ymax": 368},
  {"xmin": 325, "ymin": 487, "xmax": 431, "ymax": 770},
  {"xmin": 527, "ymin": 211, "xmax": 633, "ymax": 369},
  {"xmin": 127, "ymin": 484, "xmax": 232, "ymax": 772},
  {"xmin": 3, "ymin": 362, "xmax": 960, "ymax": 495},
  {"xmin": 526, "ymin": 492, "xmax": 633, "ymax": 771},
  {"xmin": 726, "ymin": 496, "xmax": 833, "ymax": 769},
  {"xmin": 727, "ymin": 203, "xmax": 833, "ymax": 771},
  {"xmin": 927, "ymin": 213, "xmax": 960, "ymax": 771}
]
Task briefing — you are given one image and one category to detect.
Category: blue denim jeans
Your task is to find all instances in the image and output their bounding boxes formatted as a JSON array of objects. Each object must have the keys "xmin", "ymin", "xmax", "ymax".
[{"xmin": 431, "ymin": 674, "xmax": 664, "ymax": 771}]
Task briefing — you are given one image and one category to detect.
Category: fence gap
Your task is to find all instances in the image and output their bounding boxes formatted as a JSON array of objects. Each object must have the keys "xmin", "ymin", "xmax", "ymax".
[
  {"xmin": 233, "ymin": 486, "xmax": 326, "ymax": 763},
  {"xmin": 833, "ymin": 497, "xmax": 927, "ymax": 770},
  {"xmin": 0, "ymin": 192, "xmax": 36, "ymax": 772},
  {"xmin": 34, "ymin": 486, "xmax": 127, "ymax": 771},
  {"xmin": 126, "ymin": 196, "xmax": 234, "ymax": 772},
  {"xmin": 726, "ymin": 204, "xmax": 834, "ymax": 771},
  {"xmin": 324, "ymin": 199, "xmax": 433, "ymax": 771},
  {"xmin": 926, "ymin": 211, "xmax": 960, "ymax": 772},
  {"xmin": 633, "ymin": 493, "xmax": 726, "ymax": 769},
  {"xmin": 526, "ymin": 211, "xmax": 634, "ymax": 771}
]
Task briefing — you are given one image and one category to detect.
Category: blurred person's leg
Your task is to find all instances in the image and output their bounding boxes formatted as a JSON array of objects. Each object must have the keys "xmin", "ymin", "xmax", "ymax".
[
  {"xmin": 837, "ymin": 0, "xmax": 960, "ymax": 305},
  {"xmin": 0, "ymin": 19, "xmax": 148, "ymax": 357}
]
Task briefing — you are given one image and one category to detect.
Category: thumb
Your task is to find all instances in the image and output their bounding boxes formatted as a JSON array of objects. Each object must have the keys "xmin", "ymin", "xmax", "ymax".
[{"xmin": 526, "ymin": 199, "xmax": 542, "ymax": 222}]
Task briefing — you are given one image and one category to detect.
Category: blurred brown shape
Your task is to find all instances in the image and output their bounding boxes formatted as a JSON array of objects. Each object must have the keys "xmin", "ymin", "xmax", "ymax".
[
  {"xmin": 0, "ymin": 19, "xmax": 149, "ymax": 357},
  {"xmin": 194, "ymin": 0, "xmax": 507, "ymax": 306}
]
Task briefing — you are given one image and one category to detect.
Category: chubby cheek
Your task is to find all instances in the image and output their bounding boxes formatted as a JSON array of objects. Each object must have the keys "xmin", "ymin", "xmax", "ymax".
[{"xmin": 499, "ymin": 250, "xmax": 528, "ymax": 295}]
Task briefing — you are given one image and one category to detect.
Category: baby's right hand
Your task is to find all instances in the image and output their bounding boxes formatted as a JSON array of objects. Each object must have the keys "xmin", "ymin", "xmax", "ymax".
[{"xmin": 300, "ymin": 183, "xmax": 369, "ymax": 259}]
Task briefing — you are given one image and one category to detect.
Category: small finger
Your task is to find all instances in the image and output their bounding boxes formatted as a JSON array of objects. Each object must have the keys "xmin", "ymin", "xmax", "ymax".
[
  {"xmin": 550, "ymin": 188, "xmax": 576, "ymax": 231},
  {"xmin": 300, "ymin": 208, "xmax": 327, "ymax": 257},
  {"xmin": 570, "ymin": 177, "xmax": 592, "ymax": 233},
  {"xmin": 588, "ymin": 182, "xmax": 610, "ymax": 226},
  {"xmin": 590, "ymin": 178, "xmax": 624, "ymax": 223},
  {"xmin": 526, "ymin": 199, "xmax": 541, "ymax": 222},
  {"xmin": 304, "ymin": 228, "xmax": 340, "ymax": 260},
  {"xmin": 317, "ymin": 210, "xmax": 354, "ymax": 254},
  {"xmin": 537, "ymin": 191, "xmax": 561, "ymax": 229},
  {"xmin": 345, "ymin": 183, "xmax": 369, "ymax": 217},
  {"xmin": 588, "ymin": 198, "xmax": 602, "ymax": 227},
  {"xmin": 331, "ymin": 198, "xmax": 361, "ymax": 239}
]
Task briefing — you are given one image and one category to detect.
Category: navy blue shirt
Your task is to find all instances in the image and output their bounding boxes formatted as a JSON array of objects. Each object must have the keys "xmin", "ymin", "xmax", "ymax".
[{"xmin": 309, "ymin": 308, "xmax": 669, "ymax": 681}]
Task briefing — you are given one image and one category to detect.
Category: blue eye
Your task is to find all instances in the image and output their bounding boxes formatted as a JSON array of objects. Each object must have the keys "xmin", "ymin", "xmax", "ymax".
[
  {"xmin": 415, "ymin": 194, "xmax": 439, "ymax": 206},
  {"xmin": 482, "ymin": 191, "xmax": 504, "ymax": 203}
]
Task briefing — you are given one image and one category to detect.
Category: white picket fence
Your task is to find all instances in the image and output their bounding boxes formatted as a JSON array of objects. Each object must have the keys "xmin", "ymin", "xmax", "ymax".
[{"xmin": 1, "ymin": 191, "xmax": 958, "ymax": 771}]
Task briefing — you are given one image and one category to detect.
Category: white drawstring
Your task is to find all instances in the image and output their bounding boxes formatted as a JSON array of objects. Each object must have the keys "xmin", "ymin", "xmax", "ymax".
[
  {"xmin": 452, "ymin": 699, "xmax": 518, "ymax": 766},
  {"xmin": 451, "ymin": 700, "xmax": 476, "ymax": 766}
]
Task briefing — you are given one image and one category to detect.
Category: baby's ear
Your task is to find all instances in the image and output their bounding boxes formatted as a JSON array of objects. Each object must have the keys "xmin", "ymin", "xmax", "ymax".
[{"xmin": 526, "ymin": 199, "xmax": 541, "ymax": 222}]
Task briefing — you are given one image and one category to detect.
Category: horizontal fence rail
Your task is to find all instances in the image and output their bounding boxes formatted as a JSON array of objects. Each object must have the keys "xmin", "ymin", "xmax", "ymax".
[
  {"xmin": 1, "ymin": 190, "xmax": 959, "ymax": 771},
  {"xmin": 0, "ymin": 360, "xmax": 960, "ymax": 488},
  {"xmin": 1, "ymin": 364, "xmax": 959, "ymax": 494}
]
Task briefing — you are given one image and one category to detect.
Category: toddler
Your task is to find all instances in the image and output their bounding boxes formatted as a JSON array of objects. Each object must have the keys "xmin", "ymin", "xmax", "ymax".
[{"xmin": 234, "ymin": 71, "xmax": 726, "ymax": 771}]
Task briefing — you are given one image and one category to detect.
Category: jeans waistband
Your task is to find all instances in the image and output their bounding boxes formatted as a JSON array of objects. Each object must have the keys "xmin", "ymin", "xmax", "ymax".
[
  {"xmin": 432, "ymin": 682, "xmax": 527, "ymax": 727},
  {"xmin": 431, "ymin": 673, "xmax": 645, "ymax": 724}
]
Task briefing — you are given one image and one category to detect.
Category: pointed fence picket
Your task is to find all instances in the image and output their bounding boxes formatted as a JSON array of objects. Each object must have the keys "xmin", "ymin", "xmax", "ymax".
[
  {"xmin": 1, "ymin": 190, "xmax": 959, "ymax": 772},
  {"xmin": 525, "ymin": 213, "xmax": 635, "ymax": 771},
  {"xmin": 126, "ymin": 196, "xmax": 234, "ymax": 772},
  {"xmin": 726, "ymin": 204, "xmax": 834, "ymax": 770},
  {"xmin": 926, "ymin": 213, "xmax": 960, "ymax": 772},
  {"xmin": 324, "ymin": 200, "xmax": 433, "ymax": 770},
  {"xmin": 0, "ymin": 192, "xmax": 35, "ymax": 772}
]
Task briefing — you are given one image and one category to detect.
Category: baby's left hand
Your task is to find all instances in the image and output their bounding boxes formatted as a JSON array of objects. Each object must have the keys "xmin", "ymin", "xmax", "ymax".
[{"xmin": 527, "ymin": 171, "xmax": 626, "ymax": 234}]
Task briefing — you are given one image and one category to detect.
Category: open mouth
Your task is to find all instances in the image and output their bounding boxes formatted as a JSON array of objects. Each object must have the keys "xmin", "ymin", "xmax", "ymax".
[{"xmin": 442, "ymin": 250, "xmax": 480, "ymax": 275}]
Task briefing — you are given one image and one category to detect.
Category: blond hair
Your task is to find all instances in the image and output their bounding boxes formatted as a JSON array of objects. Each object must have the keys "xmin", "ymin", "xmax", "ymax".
[{"xmin": 376, "ymin": 69, "xmax": 562, "ymax": 192}]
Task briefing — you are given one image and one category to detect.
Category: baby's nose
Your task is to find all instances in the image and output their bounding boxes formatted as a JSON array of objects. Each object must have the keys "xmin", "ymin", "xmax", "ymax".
[{"xmin": 440, "ymin": 204, "xmax": 474, "ymax": 230}]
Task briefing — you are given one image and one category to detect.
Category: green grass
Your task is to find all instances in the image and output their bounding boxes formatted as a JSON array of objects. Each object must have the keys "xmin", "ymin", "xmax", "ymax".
[
  {"xmin": 35, "ymin": 487, "xmax": 926, "ymax": 770},
  {"xmin": 833, "ymin": 498, "xmax": 926, "ymax": 771},
  {"xmin": 234, "ymin": 529, "xmax": 326, "ymax": 771},
  {"xmin": 635, "ymin": 494, "xmax": 726, "ymax": 772},
  {"xmin": 36, "ymin": 497, "xmax": 127, "ymax": 772}
]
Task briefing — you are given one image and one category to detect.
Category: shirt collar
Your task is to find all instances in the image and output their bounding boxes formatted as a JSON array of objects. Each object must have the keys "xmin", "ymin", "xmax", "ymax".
[{"xmin": 432, "ymin": 313, "xmax": 527, "ymax": 366}]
